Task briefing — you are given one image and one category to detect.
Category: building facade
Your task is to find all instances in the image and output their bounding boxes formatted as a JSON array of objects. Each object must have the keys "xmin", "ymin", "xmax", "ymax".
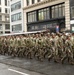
[
  {"xmin": 10, "ymin": 0, "xmax": 24, "ymax": 33},
  {"xmin": 0, "ymin": 0, "xmax": 10, "ymax": 34},
  {"xmin": 70, "ymin": 0, "xmax": 74, "ymax": 32},
  {"xmin": 23, "ymin": 0, "xmax": 70, "ymax": 32}
]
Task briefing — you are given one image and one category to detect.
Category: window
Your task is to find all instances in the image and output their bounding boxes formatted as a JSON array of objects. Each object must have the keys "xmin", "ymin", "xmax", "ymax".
[
  {"xmin": 55, "ymin": 6, "xmax": 58, "ymax": 18},
  {"xmin": 37, "ymin": 0, "xmax": 40, "ymax": 2},
  {"xmin": 32, "ymin": 0, "xmax": 35, "ymax": 4},
  {"xmin": 0, "ymin": 24, "xmax": 2, "ymax": 30},
  {"xmin": 0, "ymin": 0, "xmax": 1, "ymax": 5},
  {"xmin": 35, "ymin": 26, "xmax": 38, "ymax": 30},
  {"xmin": 71, "ymin": 6, "xmax": 74, "ymax": 18},
  {"xmin": 28, "ymin": 22, "xmax": 59, "ymax": 31},
  {"xmin": 61, "ymin": 4, "xmax": 65, "ymax": 17},
  {"xmin": 26, "ymin": 0, "xmax": 29, "ymax": 6},
  {"xmin": 72, "ymin": 25, "xmax": 74, "ymax": 32},
  {"xmin": 0, "ymin": 15, "xmax": 2, "ymax": 20},
  {"xmin": 5, "ymin": 15, "xmax": 9, "ymax": 21},
  {"xmin": 51, "ymin": 3, "xmax": 65, "ymax": 18},
  {"xmin": 5, "ymin": 24, "xmax": 10, "ymax": 29},
  {"xmin": 38, "ymin": 8, "xmax": 49, "ymax": 21},
  {"xmin": 11, "ymin": 1, "xmax": 21, "ymax": 11},
  {"xmin": 41, "ymin": 25, "xmax": 47, "ymax": 30},
  {"xmin": 58, "ymin": 5, "xmax": 62, "ymax": 17},
  {"xmin": 47, "ymin": 24, "xmax": 53, "ymax": 28},
  {"xmin": 12, "ymin": 24, "xmax": 22, "ymax": 32},
  {"xmin": 31, "ymin": 26, "xmax": 34, "ymax": 30},
  {"xmin": 0, "ymin": 8, "xmax": 1, "ymax": 12},
  {"xmin": 11, "ymin": 12, "xmax": 21, "ymax": 22},
  {"xmin": 5, "ymin": 0, "xmax": 7, "ymax": 6},
  {"xmin": 51, "ymin": 7, "xmax": 55, "ymax": 18},
  {"xmin": 27, "ymin": 11, "xmax": 36, "ymax": 23},
  {"xmin": 5, "ymin": 8, "xmax": 7, "ymax": 13},
  {"xmin": 28, "ymin": 25, "xmax": 39, "ymax": 31}
]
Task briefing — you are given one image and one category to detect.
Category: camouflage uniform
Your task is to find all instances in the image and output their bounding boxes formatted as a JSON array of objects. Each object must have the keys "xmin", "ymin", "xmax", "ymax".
[{"xmin": 61, "ymin": 35, "xmax": 74, "ymax": 64}]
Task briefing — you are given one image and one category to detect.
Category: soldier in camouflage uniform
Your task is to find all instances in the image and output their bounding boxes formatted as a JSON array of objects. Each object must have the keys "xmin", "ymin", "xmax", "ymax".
[
  {"xmin": 61, "ymin": 34, "xmax": 74, "ymax": 65},
  {"xmin": 48, "ymin": 33, "xmax": 58, "ymax": 62},
  {"xmin": 0, "ymin": 32, "xmax": 74, "ymax": 65}
]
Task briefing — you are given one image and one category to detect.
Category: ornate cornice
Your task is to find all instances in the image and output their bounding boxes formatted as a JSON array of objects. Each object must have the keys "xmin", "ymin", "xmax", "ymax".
[{"xmin": 23, "ymin": 0, "xmax": 57, "ymax": 10}]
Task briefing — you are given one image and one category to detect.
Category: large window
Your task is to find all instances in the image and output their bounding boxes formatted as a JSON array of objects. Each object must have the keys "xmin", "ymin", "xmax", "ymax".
[
  {"xmin": 27, "ymin": 11, "xmax": 36, "ymax": 23},
  {"xmin": 11, "ymin": 12, "xmax": 21, "ymax": 22},
  {"xmin": 28, "ymin": 22, "xmax": 58, "ymax": 31},
  {"xmin": 12, "ymin": 24, "xmax": 22, "ymax": 32},
  {"xmin": 38, "ymin": 8, "xmax": 49, "ymax": 21},
  {"xmin": 71, "ymin": 6, "xmax": 74, "ymax": 19},
  {"xmin": 11, "ymin": 1, "xmax": 21, "ymax": 11},
  {"xmin": 51, "ymin": 4, "xmax": 65, "ymax": 18},
  {"xmin": 27, "ymin": 4, "xmax": 65, "ymax": 24}
]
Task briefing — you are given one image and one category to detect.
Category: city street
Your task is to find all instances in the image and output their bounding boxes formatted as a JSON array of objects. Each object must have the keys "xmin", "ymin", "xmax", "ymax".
[
  {"xmin": 0, "ymin": 55, "xmax": 74, "ymax": 75},
  {"xmin": 0, "ymin": 0, "xmax": 74, "ymax": 74},
  {"xmin": 0, "ymin": 63, "xmax": 43, "ymax": 75}
]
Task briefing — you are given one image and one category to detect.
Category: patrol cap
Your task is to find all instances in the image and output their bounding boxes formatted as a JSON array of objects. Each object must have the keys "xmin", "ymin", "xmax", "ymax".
[
  {"xmin": 47, "ymin": 33, "xmax": 50, "ymax": 35},
  {"xmin": 51, "ymin": 32, "xmax": 55, "ymax": 36}
]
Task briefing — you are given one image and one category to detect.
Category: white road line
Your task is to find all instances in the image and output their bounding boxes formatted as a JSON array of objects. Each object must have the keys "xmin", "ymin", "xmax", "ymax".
[{"xmin": 8, "ymin": 68, "xmax": 30, "ymax": 75}]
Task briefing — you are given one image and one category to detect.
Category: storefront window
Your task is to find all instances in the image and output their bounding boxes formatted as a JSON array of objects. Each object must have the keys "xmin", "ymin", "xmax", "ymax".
[
  {"xmin": 35, "ymin": 26, "xmax": 38, "ymax": 30},
  {"xmin": 47, "ymin": 24, "xmax": 52, "ymax": 28},
  {"xmin": 31, "ymin": 26, "xmax": 34, "ymax": 30},
  {"xmin": 28, "ymin": 25, "xmax": 39, "ymax": 31}
]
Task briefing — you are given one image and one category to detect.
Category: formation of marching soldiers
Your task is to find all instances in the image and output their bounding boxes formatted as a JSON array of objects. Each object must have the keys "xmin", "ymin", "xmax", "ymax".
[{"xmin": 0, "ymin": 32, "xmax": 74, "ymax": 65}]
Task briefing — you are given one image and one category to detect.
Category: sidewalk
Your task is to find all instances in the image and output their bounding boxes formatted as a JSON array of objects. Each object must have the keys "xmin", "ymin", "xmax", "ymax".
[{"xmin": 0, "ymin": 55, "xmax": 74, "ymax": 75}]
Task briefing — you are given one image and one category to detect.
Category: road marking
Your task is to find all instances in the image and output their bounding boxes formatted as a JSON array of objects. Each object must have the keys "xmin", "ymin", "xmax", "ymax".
[{"xmin": 8, "ymin": 68, "xmax": 29, "ymax": 75}]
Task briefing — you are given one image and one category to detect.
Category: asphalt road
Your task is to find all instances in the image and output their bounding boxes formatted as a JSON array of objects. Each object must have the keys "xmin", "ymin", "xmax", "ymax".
[
  {"xmin": 0, "ymin": 63, "xmax": 44, "ymax": 75},
  {"xmin": 0, "ymin": 55, "xmax": 74, "ymax": 75}
]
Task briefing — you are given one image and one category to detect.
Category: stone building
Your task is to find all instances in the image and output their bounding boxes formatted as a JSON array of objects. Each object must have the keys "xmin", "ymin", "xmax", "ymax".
[
  {"xmin": 23, "ymin": 0, "xmax": 70, "ymax": 32},
  {"xmin": 0, "ymin": 0, "xmax": 10, "ymax": 34}
]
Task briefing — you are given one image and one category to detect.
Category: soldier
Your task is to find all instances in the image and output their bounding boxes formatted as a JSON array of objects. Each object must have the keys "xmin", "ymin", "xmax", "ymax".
[
  {"xmin": 56, "ymin": 33, "xmax": 64, "ymax": 62},
  {"xmin": 61, "ymin": 34, "xmax": 74, "ymax": 65},
  {"xmin": 48, "ymin": 33, "xmax": 56, "ymax": 62}
]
